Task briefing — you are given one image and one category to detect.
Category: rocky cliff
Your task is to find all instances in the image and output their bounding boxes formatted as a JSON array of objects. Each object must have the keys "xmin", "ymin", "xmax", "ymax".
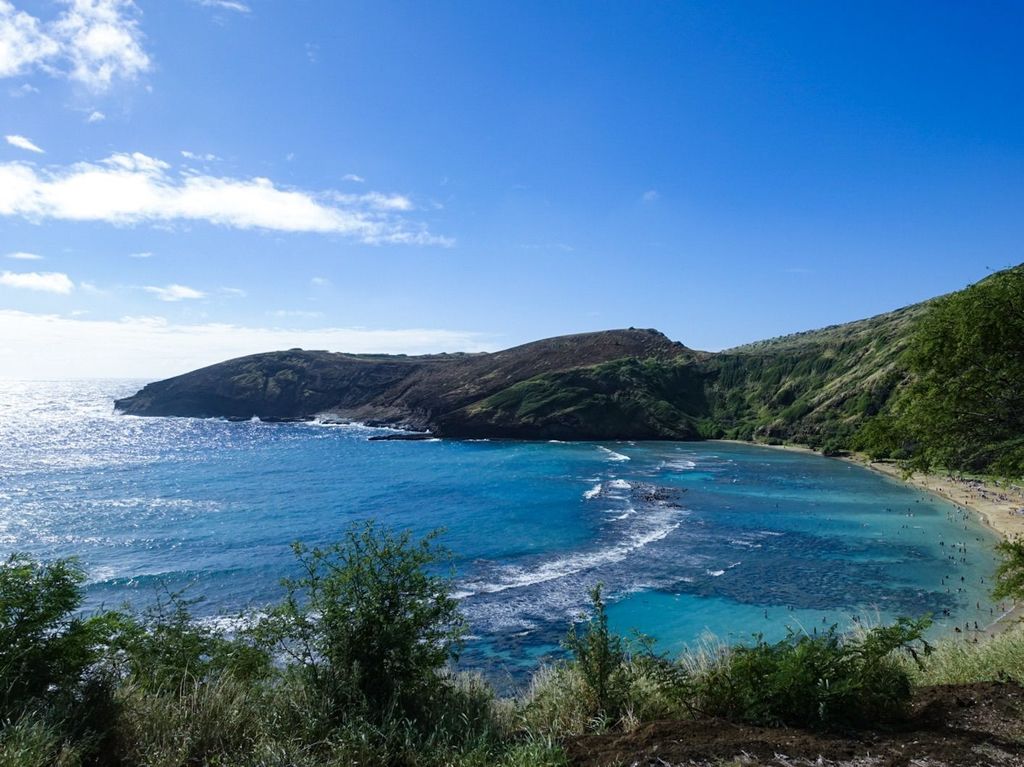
[
  {"xmin": 115, "ymin": 328, "xmax": 702, "ymax": 438},
  {"xmin": 115, "ymin": 297, "xmax": 929, "ymax": 442}
]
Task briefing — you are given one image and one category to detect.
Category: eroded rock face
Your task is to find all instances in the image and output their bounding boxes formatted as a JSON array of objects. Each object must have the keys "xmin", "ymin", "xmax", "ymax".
[
  {"xmin": 114, "ymin": 329, "xmax": 702, "ymax": 438},
  {"xmin": 114, "ymin": 300, "xmax": 923, "ymax": 443}
]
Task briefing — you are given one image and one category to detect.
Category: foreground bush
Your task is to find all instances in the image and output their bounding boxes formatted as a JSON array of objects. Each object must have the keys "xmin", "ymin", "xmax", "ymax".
[
  {"xmin": 253, "ymin": 522, "xmax": 466, "ymax": 735},
  {"xmin": 1, "ymin": 535, "xmax": 1010, "ymax": 765},
  {"xmin": 525, "ymin": 585, "xmax": 690, "ymax": 734},
  {"xmin": 694, "ymin": 619, "xmax": 932, "ymax": 728},
  {"xmin": 0, "ymin": 555, "xmax": 115, "ymax": 723}
]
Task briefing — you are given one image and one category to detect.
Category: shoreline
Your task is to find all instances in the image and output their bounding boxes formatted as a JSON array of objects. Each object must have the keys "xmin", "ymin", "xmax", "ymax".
[
  {"xmin": 715, "ymin": 440, "xmax": 1024, "ymax": 541},
  {"xmin": 716, "ymin": 439, "xmax": 1024, "ymax": 637}
]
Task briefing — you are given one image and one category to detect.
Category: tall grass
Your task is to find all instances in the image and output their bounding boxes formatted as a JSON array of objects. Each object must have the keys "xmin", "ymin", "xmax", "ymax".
[
  {"xmin": 907, "ymin": 624, "xmax": 1024, "ymax": 686},
  {"xmin": 0, "ymin": 717, "xmax": 83, "ymax": 767}
]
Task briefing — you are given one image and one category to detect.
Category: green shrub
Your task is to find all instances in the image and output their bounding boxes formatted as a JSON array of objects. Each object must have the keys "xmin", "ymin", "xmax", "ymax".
[
  {"xmin": 694, "ymin": 618, "xmax": 932, "ymax": 728},
  {"xmin": 108, "ymin": 590, "xmax": 270, "ymax": 692},
  {"xmin": 561, "ymin": 584, "xmax": 626, "ymax": 720},
  {"xmin": 253, "ymin": 522, "xmax": 466, "ymax": 731},
  {"xmin": 0, "ymin": 554, "xmax": 116, "ymax": 721},
  {"xmin": 525, "ymin": 589, "xmax": 692, "ymax": 735},
  {"xmin": 993, "ymin": 538, "xmax": 1024, "ymax": 602}
]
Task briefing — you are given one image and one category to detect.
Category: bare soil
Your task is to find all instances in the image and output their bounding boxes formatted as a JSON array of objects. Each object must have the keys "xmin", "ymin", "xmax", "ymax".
[{"xmin": 566, "ymin": 681, "xmax": 1024, "ymax": 767}]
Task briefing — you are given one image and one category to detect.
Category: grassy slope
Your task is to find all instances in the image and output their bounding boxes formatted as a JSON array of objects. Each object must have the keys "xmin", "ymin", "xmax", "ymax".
[
  {"xmin": 447, "ymin": 303, "xmax": 926, "ymax": 445},
  {"xmin": 702, "ymin": 303, "xmax": 926, "ymax": 446},
  {"xmin": 436, "ymin": 356, "xmax": 710, "ymax": 440}
]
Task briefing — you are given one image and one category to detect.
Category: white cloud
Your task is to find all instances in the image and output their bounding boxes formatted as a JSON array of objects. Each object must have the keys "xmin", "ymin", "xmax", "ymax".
[
  {"xmin": 0, "ymin": 270, "xmax": 73, "ymax": 293},
  {"xmin": 197, "ymin": 0, "xmax": 250, "ymax": 13},
  {"xmin": 51, "ymin": 0, "xmax": 149, "ymax": 90},
  {"xmin": 6, "ymin": 250, "xmax": 42, "ymax": 260},
  {"xmin": 181, "ymin": 149, "xmax": 220, "ymax": 162},
  {"xmin": 86, "ymin": 109, "xmax": 105, "ymax": 122},
  {"xmin": 0, "ymin": 151, "xmax": 451, "ymax": 245},
  {"xmin": 354, "ymin": 191, "xmax": 413, "ymax": 211},
  {"xmin": 342, "ymin": 173, "xmax": 365, "ymax": 183},
  {"xmin": 0, "ymin": 0, "xmax": 60, "ymax": 77},
  {"xmin": 127, "ymin": 250, "xmax": 151, "ymax": 258},
  {"xmin": 310, "ymin": 276, "xmax": 330, "ymax": 287},
  {"xmin": 5, "ymin": 133, "xmax": 43, "ymax": 153},
  {"xmin": 220, "ymin": 286, "xmax": 246, "ymax": 297},
  {"xmin": 0, "ymin": 310, "xmax": 493, "ymax": 378},
  {"xmin": 641, "ymin": 189, "xmax": 659, "ymax": 203},
  {"xmin": 0, "ymin": 0, "xmax": 149, "ymax": 90},
  {"xmin": 144, "ymin": 283, "xmax": 204, "ymax": 302}
]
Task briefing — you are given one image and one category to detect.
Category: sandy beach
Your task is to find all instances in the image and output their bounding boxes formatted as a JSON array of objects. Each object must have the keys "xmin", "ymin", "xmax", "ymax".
[
  {"xmin": 718, "ymin": 440, "xmax": 1024, "ymax": 636},
  {"xmin": 846, "ymin": 457, "xmax": 1024, "ymax": 541},
  {"xmin": 716, "ymin": 440, "xmax": 1024, "ymax": 541}
]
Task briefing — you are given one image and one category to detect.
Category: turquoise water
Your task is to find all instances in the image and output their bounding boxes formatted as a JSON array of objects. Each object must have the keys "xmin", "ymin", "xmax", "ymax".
[{"xmin": 0, "ymin": 380, "xmax": 1000, "ymax": 683}]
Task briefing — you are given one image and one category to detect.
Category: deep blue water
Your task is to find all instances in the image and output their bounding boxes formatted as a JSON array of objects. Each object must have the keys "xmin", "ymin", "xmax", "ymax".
[{"xmin": 0, "ymin": 380, "xmax": 1000, "ymax": 683}]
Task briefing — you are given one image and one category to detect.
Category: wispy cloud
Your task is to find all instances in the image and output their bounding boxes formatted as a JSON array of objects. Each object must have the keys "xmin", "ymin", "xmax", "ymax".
[
  {"xmin": 641, "ymin": 189, "xmax": 659, "ymax": 203},
  {"xmin": 310, "ymin": 276, "xmax": 330, "ymax": 287},
  {"xmin": 144, "ymin": 283, "xmax": 205, "ymax": 302},
  {"xmin": 86, "ymin": 109, "xmax": 105, "ymax": 122},
  {"xmin": 127, "ymin": 250, "xmax": 152, "ymax": 258},
  {"xmin": 0, "ymin": 151, "xmax": 453, "ymax": 245},
  {"xmin": 5, "ymin": 134, "xmax": 43, "ymax": 153},
  {"xmin": 0, "ymin": 0, "xmax": 150, "ymax": 91},
  {"xmin": 6, "ymin": 250, "xmax": 43, "ymax": 260},
  {"xmin": 196, "ymin": 0, "xmax": 250, "ymax": 13},
  {"xmin": 271, "ymin": 309, "xmax": 324, "ymax": 319},
  {"xmin": 0, "ymin": 310, "xmax": 493, "ymax": 378},
  {"xmin": 343, "ymin": 173, "xmax": 365, "ymax": 183},
  {"xmin": 181, "ymin": 149, "xmax": 220, "ymax": 162},
  {"xmin": 341, "ymin": 191, "xmax": 413, "ymax": 212},
  {"xmin": 0, "ymin": 270, "xmax": 73, "ymax": 293},
  {"xmin": 220, "ymin": 286, "xmax": 246, "ymax": 297}
]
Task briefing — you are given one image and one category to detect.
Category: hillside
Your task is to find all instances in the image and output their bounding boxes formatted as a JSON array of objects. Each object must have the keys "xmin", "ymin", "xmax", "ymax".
[
  {"xmin": 115, "ymin": 328, "xmax": 696, "ymax": 437},
  {"xmin": 115, "ymin": 281, "xmax": 955, "ymax": 444},
  {"xmin": 703, "ymin": 303, "xmax": 926, "ymax": 447}
]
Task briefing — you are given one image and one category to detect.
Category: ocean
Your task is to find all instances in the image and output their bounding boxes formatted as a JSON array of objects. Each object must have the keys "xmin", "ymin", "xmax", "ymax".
[{"xmin": 0, "ymin": 379, "xmax": 1000, "ymax": 684}]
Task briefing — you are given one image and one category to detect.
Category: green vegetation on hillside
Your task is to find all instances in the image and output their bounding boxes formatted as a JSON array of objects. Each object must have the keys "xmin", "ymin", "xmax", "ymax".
[
  {"xmin": 112, "ymin": 264, "xmax": 1024, "ymax": 476},
  {"xmin": 443, "ymin": 357, "xmax": 709, "ymax": 439},
  {"xmin": 7, "ymin": 524, "xmax": 1024, "ymax": 767},
  {"xmin": 701, "ymin": 306, "xmax": 920, "ymax": 449},
  {"xmin": 855, "ymin": 266, "xmax": 1024, "ymax": 476}
]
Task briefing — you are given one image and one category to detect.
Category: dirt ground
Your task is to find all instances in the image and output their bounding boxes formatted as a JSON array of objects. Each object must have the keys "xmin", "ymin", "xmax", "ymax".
[{"xmin": 566, "ymin": 681, "xmax": 1024, "ymax": 767}]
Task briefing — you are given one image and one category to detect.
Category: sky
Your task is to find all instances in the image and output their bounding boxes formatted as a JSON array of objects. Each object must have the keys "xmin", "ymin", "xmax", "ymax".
[{"xmin": 1, "ymin": 1, "xmax": 1022, "ymax": 378}]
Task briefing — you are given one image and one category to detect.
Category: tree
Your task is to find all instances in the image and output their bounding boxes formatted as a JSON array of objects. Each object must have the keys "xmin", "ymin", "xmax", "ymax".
[
  {"xmin": 993, "ymin": 538, "xmax": 1024, "ymax": 602},
  {"xmin": 0, "ymin": 554, "xmax": 114, "ymax": 720},
  {"xmin": 254, "ymin": 522, "xmax": 465, "ymax": 727},
  {"xmin": 563, "ymin": 584, "xmax": 626, "ymax": 717},
  {"xmin": 885, "ymin": 267, "xmax": 1024, "ymax": 475}
]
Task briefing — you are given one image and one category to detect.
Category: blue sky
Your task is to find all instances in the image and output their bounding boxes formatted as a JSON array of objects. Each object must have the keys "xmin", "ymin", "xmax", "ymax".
[{"xmin": 1, "ymin": 1, "xmax": 1021, "ymax": 377}]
